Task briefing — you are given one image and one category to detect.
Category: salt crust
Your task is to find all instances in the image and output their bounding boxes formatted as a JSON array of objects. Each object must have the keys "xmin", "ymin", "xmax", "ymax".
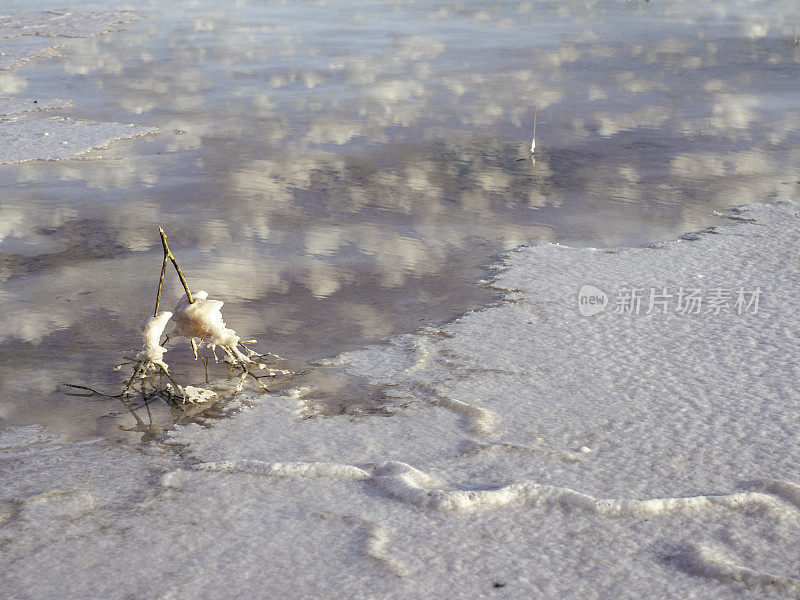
[
  {"xmin": 172, "ymin": 291, "xmax": 240, "ymax": 348},
  {"xmin": 127, "ymin": 293, "xmax": 244, "ymax": 402},
  {"xmin": 135, "ymin": 311, "xmax": 172, "ymax": 371},
  {"xmin": 0, "ymin": 44, "xmax": 62, "ymax": 71},
  {"xmin": 196, "ymin": 458, "xmax": 800, "ymax": 517},
  {"xmin": 122, "ymin": 291, "xmax": 253, "ymax": 403}
]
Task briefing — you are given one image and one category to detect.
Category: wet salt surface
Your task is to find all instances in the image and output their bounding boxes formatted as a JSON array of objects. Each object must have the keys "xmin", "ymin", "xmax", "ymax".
[{"xmin": 1, "ymin": 0, "xmax": 799, "ymax": 442}]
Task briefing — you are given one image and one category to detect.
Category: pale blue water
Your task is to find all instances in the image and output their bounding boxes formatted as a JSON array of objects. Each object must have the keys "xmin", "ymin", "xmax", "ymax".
[{"xmin": 0, "ymin": 0, "xmax": 798, "ymax": 439}]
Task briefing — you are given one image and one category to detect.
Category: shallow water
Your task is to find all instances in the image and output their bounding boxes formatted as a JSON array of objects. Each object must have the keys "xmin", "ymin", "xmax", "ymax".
[{"xmin": 1, "ymin": 0, "xmax": 799, "ymax": 441}]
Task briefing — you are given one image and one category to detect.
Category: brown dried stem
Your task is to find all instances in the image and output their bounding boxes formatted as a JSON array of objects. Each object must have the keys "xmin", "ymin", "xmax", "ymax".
[
  {"xmin": 154, "ymin": 253, "xmax": 168, "ymax": 317},
  {"xmin": 155, "ymin": 227, "xmax": 193, "ymax": 318}
]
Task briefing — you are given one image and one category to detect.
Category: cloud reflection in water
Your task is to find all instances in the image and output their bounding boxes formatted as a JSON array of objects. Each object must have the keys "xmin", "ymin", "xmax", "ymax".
[{"xmin": 1, "ymin": 0, "xmax": 799, "ymax": 438}]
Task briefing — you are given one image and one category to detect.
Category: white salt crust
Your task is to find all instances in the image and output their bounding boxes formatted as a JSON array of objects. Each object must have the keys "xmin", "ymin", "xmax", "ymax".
[
  {"xmin": 172, "ymin": 291, "xmax": 240, "ymax": 348},
  {"xmin": 135, "ymin": 311, "xmax": 172, "ymax": 370}
]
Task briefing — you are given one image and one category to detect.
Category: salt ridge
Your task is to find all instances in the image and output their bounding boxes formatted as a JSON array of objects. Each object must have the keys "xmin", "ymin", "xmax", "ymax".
[{"xmin": 193, "ymin": 458, "xmax": 800, "ymax": 518}]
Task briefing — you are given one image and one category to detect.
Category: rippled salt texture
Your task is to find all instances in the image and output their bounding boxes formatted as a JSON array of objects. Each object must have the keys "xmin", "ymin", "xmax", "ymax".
[
  {"xmin": 0, "ymin": 9, "xmax": 136, "ymax": 37},
  {"xmin": 3, "ymin": 201, "xmax": 800, "ymax": 599}
]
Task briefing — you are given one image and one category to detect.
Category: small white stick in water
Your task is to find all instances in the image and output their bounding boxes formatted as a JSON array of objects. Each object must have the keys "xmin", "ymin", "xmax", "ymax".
[{"xmin": 530, "ymin": 106, "xmax": 537, "ymax": 155}]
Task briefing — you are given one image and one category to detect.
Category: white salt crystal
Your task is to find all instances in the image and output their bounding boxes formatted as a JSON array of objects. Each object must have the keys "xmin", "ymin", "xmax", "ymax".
[
  {"xmin": 183, "ymin": 385, "xmax": 218, "ymax": 404},
  {"xmin": 172, "ymin": 291, "xmax": 240, "ymax": 348},
  {"xmin": 136, "ymin": 311, "xmax": 172, "ymax": 370}
]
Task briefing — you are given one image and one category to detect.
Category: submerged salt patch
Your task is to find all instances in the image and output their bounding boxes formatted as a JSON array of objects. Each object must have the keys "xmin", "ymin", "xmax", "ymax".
[
  {"xmin": 0, "ymin": 97, "xmax": 74, "ymax": 117},
  {"xmin": 0, "ymin": 10, "xmax": 136, "ymax": 40},
  {"xmin": 0, "ymin": 44, "xmax": 62, "ymax": 71},
  {"xmin": 0, "ymin": 117, "xmax": 158, "ymax": 164},
  {"xmin": 172, "ymin": 291, "xmax": 240, "ymax": 348},
  {"xmin": 0, "ymin": 10, "xmax": 137, "ymax": 71},
  {"xmin": 0, "ymin": 424, "xmax": 53, "ymax": 450},
  {"xmin": 0, "ymin": 10, "xmax": 156, "ymax": 164},
  {"xmin": 183, "ymin": 386, "xmax": 218, "ymax": 404}
]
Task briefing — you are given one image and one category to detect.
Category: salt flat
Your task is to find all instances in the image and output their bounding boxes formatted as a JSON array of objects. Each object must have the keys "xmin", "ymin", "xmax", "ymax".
[
  {"xmin": 3, "ymin": 200, "xmax": 799, "ymax": 599},
  {"xmin": 2, "ymin": 3, "xmax": 799, "ymax": 598}
]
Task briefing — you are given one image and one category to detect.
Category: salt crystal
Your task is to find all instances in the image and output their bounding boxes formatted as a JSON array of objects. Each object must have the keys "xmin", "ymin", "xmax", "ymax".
[
  {"xmin": 183, "ymin": 385, "xmax": 218, "ymax": 404},
  {"xmin": 136, "ymin": 311, "xmax": 172, "ymax": 370},
  {"xmin": 172, "ymin": 291, "xmax": 240, "ymax": 348}
]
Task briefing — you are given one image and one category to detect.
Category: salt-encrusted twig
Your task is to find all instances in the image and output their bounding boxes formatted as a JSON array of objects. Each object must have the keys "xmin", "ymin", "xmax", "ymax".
[
  {"xmin": 170, "ymin": 289, "xmax": 294, "ymax": 392},
  {"xmin": 120, "ymin": 311, "xmax": 186, "ymax": 400},
  {"xmin": 106, "ymin": 226, "xmax": 299, "ymax": 439}
]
